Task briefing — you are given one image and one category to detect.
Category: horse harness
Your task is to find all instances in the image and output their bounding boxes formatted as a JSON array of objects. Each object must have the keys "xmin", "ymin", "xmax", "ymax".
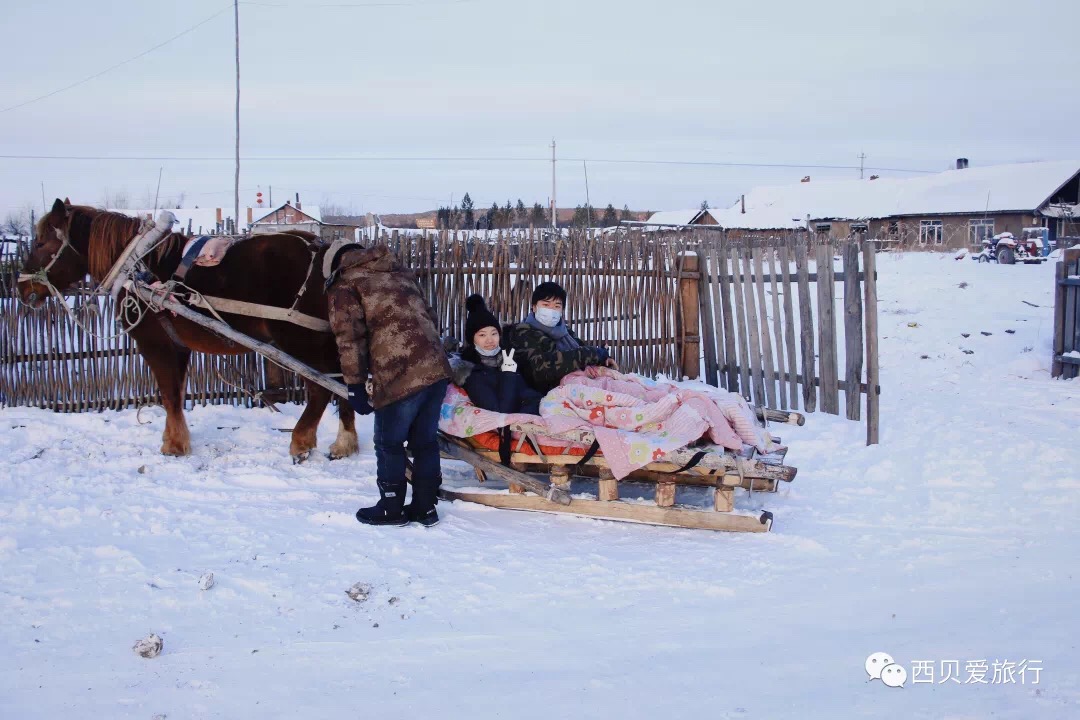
[{"xmin": 151, "ymin": 233, "xmax": 333, "ymax": 349}]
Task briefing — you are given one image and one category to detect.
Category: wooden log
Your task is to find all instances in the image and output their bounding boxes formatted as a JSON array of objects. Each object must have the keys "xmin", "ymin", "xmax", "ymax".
[
  {"xmin": 678, "ymin": 251, "xmax": 700, "ymax": 380},
  {"xmin": 439, "ymin": 489, "xmax": 773, "ymax": 533},
  {"xmin": 862, "ymin": 240, "xmax": 880, "ymax": 445},
  {"xmin": 714, "ymin": 486, "xmax": 735, "ymax": 512},
  {"xmin": 655, "ymin": 482, "xmax": 676, "ymax": 507},
  {"xmin": 842, "ymin": 241, "xmax": 864, "ymax": 421},
  {"xmin": 815, "ymin": 242, "xmax": 839, "ymax": 414},
  {"xmin": 598, "ymin": 467, "xmax": 619, "ymax": 501},
  {"xmin": 794, "ymin": 241, "xmax": 817, "ymax": 412},
  {"xmin": 509, "ymin": 462, "xmax": 527, "ymax": 494},
  {"xmin": 550, "ymin": 465, "xmax": 572, "ymax": 491},
  {"xmin": 755, "ymin": 406, "xmax": 806, "ymax": 426}
]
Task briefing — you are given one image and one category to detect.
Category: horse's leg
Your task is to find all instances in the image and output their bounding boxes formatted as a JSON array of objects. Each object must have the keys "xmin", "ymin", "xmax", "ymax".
[
  {"xmin": 290, "ymin": 380, "xmax": 330, "ymax": 463},
  {"xmin": 130, "ymin": 320, "xmax": 192, "ymax": 456},
  {"xmin": 329, "ymin": 398, "xmax": 359, "ymax": 459}
]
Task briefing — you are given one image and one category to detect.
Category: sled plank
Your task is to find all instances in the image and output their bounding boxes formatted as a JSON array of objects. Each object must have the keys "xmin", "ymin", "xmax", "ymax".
[
  {"xmin": 438, "ymin": 435, "xmax": 571, "ymax": 505},
  {"xmin": 440, "ymin": 489, "xmax": 773, "ymax": 533}
]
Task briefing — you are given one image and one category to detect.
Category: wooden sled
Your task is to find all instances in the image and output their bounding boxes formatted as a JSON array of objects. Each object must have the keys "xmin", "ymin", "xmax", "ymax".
[{"xmin": 437, "ymin": 420, "xmax": 799, "ymax": 533}]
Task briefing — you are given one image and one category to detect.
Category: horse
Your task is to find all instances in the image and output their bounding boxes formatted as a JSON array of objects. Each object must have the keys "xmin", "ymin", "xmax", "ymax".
[{"xmin": 17, "ymin": 198, "xmax": 357, "ymax": 463}]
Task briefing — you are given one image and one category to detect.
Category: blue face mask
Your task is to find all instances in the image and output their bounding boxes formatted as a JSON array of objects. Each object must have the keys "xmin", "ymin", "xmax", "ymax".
[
  {"xmin": 535, "ymin": 307, "xmax": 562, "ymax": 327},
  {"xmin": 476, "ymin": 344, "xmax": 501, "ymax": 357}
]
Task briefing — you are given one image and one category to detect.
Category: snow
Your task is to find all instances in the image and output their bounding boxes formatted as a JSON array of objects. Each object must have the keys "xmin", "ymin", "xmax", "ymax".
[
  {"xmin": 643, "ymin": 209, "xmax": 706, "ymax": 226},
  {"xmin": 705, "ymin": 160, "xmax": 1080, "ymax": 230},
  {"xmin": 2, "ymin": 254, "xmax": 1079, "ymax": 718}
]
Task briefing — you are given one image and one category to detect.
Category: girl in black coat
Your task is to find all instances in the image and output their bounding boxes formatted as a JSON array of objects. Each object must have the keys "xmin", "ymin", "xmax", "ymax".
[{"xmin": 456, "ymin": 294, "xmax": 543, "ymax": 417}]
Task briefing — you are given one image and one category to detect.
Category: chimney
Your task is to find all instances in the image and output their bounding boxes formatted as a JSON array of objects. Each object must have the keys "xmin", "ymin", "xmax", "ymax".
[
  {"xmin": 956, "ymin": 158, "xmax": 969, "ymax": 170},
  {"xmin": 247, "ymin": 207, "xmax": 253, "ymax": 226},
  {"xmin": 801, "ymin": 176, "xmax": 811, "ymax": 183},
  {"xmin": 740, "ymin": 194, "xmax": 745, "ymax": 214},
  {"xmin": 295, "ymin": 192, "xmax": 301, "ymax": 210},
  {"xmin": 216, "ymin": 208, "xmax": 223, "ymax": 224}
]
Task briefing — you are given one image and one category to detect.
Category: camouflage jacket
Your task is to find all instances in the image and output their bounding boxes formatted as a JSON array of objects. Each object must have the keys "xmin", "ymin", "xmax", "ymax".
[
  {"xmin": 504, "ymin": 321, "xmax": 607, "ymax": 394},
  {"xmin": 327, "ymin": 245, "xmax": 451, "ymax": 409}
]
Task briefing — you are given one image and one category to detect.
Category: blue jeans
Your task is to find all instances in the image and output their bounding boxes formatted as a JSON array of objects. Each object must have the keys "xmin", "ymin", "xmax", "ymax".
[{"xmin": 373, "ymin": 379, "xmax": 448, "ymax": 514}]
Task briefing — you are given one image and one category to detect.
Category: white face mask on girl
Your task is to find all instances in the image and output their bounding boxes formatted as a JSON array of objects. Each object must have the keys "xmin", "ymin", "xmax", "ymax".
[
  {"xmin": 476, "ymin": 345, "xmax": 502, "ymax": 357},
  {"xmin": 535, "ymin": 307, "xmax": 562, "ymax": 327}
]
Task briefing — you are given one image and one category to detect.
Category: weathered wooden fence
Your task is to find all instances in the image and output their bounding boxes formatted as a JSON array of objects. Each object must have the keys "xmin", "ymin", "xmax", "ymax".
[
  {"xmin": 1052, "ymin": 248, "xmax": 1080, "ymax": 380},
  {"xmin": 1, "ymin": 228, "xmax": 880, "ymax": 443}
]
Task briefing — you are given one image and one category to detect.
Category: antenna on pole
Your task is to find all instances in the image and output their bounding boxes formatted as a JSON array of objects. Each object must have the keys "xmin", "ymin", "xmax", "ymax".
[
  {"xmin": 153, "ymin": 166, "xmax": 164, "ymax": 211},
  {"xmin": 583, "ymin": 159, "xmax": 591, "ymax": 228},
  {"xmin": 233, "ymin": 0, "xmax": 241, "ymax": 234},
  {"xmin": 551, "ymin": 139, "xmax": 557, "ymax": 230},
  {"xmin": 858, "ymin": 151, "xmax": 866, "ymax": 180}
]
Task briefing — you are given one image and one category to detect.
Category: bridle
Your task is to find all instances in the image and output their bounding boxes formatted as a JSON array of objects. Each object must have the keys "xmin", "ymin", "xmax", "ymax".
[{"xmin": 16, "ymin": 226, "xmax": 85, "ymax": 290}]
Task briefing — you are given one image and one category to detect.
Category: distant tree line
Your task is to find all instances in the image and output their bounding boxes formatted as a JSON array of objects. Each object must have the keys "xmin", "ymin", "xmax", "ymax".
[{"xmin": 437, "ymin": 193, "xmax": 636, "ymax": 230}]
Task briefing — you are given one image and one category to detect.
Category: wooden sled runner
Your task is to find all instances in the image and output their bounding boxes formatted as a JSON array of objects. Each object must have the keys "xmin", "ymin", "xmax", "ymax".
[{"xmin": 437, "ymin": 420, "xmax": 799, "ymax": 533}]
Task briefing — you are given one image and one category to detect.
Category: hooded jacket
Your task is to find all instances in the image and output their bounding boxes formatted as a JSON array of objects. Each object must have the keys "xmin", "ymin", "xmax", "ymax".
[{"xmin": 326, "ymin": 245, "xmax": 451, "ymax": 409}]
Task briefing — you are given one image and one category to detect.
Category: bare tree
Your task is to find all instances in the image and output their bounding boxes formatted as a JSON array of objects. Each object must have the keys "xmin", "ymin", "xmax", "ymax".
[
  {"xmin": 2, "ymin": 204, "xmax": 34, "ymax": 237},
  {"xmin": 100, "ymin": 188, "xmax": 130, "ymax": 209}
]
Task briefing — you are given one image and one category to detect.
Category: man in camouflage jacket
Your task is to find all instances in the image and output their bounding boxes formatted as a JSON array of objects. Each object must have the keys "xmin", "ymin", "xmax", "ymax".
[
  {"xmin": 504, "ymin": 281, "xmax": 617, "ymax": 395},
  {"xmin": 326, "ymin": 244, "xmax": 451, "ymax": 527}
]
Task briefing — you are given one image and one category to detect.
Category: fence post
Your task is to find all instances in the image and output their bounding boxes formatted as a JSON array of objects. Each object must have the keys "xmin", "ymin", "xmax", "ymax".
[
  {"xmin": 862, "ymin": 240, "xmax": 879, "ymax": 445},
  {"xmin": 677, "ymin": 251, "xmax": 700, "ymax": 380}
]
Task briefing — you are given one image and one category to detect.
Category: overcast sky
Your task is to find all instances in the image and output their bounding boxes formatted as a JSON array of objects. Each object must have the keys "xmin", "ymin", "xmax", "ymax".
[{"xmin": 2, "ymin": 0, "xmax": 1078, "ymax": 218}]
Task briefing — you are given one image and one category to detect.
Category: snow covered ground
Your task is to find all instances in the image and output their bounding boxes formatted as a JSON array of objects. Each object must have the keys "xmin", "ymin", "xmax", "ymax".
[{"xmin": 1, "ymin": 253, "xmax": 1078, "ymax": 719}]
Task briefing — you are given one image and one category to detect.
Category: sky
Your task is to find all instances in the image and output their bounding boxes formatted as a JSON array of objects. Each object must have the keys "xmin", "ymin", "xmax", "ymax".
[{"xmin": 1, "ymin": 0, "xmax": 1079, "ymax": 219}]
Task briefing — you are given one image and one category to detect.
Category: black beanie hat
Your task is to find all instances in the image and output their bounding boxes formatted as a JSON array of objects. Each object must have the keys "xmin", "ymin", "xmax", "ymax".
[
  {"xmin": 531, "ymin": 281, "xmax": 567, "ymax": 306},
  {"xmin": 465, "ymin": 294, "xmax": 500, "ymax": 345}
]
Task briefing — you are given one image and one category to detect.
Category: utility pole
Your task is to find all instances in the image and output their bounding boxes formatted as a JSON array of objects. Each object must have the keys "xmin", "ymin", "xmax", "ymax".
[
  {"xmin": 153, "ymin": 166, "xmax": 163, "ymax": 211},
  {"xmin": 551, "ymin": 139, "xmax": 557, "ymax": 230},
  {"xmin": 858, "ymin": 151, "xmax": 866, "ymax": 180},
  {"xmin": 233, "ymin": 0, "xmax": 241, "ymax": 233},
  {"xmin": 583, "ymin": 160, "xmax": 591, "ymax": 228}
]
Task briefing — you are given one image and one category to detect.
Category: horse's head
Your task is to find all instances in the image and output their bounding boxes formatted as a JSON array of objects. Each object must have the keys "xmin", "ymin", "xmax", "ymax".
[{"xmin": 17, "ymin": 198, "xmax": 89, "ymax": 307}]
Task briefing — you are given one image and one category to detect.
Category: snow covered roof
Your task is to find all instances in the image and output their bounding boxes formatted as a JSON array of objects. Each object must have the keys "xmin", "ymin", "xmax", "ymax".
[
  {"xmin": 707, "ymin": 160, "xmax": 1080, "ymax": 230},
  {"xmin": 644, "ymin": 209, "xmax": 707, "ymax": 226},
  {"xmin": 251, "ymin": 203, "xmax": 322, "ymax": 224}
]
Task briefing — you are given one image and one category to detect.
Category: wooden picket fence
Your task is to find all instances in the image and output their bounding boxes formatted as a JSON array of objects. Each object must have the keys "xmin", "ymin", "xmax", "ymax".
[
  {"xmin": 1052, "ymin": 247, "xmax": 1080, "ymax": 380},
  {"xmin": 0, "ymin": 228, "xmax": 880, "ymax": 443}
]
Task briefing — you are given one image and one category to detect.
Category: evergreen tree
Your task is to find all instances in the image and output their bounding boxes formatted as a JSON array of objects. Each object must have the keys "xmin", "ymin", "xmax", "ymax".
[
  {"xmin": 437, "ymin": 206, "xmax": 451, "ymax": 229},
  {"xmin": 515, "ymin": 199, "xmax": 526, "ymax": 227},
  {"xmin": 621, "ymin": 204, "xmax": 632, "ymax": 221},
  {"xmin": 602, "ymin": 204, "xmax": 618, "ymax": 227},
  {"xmin": 572, "ymin": 205, "xmax": 589, "ymax": 228},
  {"xmin": 487, "ymin": 202, "xmax": 499, "ymax": 229},
  {"xmin": 461, "ymin": 192, "xmax": 475, "ymax": 229},
  {"xmin": 530, "ymin": 202, "xmax": 546, "ymax": 227}
]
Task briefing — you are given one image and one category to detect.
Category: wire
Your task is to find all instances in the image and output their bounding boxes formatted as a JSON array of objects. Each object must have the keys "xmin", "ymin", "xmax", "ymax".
[
  {"xmin": 239, "ymin": 0, "xmax": 474, "ymax": 6},
  {"xmin": 0, "ymin": 5, "xmax": 233, "ymax": 114},
  {"xmin": 0, "ymin": 153, "xmax": 937, "ymax": 173}
]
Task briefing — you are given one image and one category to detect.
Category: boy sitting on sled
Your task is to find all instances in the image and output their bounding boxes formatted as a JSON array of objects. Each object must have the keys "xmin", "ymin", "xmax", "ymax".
[
  {"xmin": 325, "ymin": 244, "xmax": 451, "ymax": 528},
  {"xmin": 505, "ymin": 281, "xmax": 618, "ymax": 394}
]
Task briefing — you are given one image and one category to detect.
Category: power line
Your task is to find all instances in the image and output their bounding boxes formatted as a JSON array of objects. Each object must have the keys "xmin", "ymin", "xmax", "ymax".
[
  {"xmin": 0, "ymin": 5, "xmax": 234, "ymax": 114},
  {"xmin": 0, "ymin": 153, "xmax": 937, "ymax": 173}
]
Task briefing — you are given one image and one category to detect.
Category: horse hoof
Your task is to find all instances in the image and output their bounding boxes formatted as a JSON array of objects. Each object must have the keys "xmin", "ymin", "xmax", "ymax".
[{"xmin": 292, "ymin": 451, "xmax": 311, "ymax": 465}]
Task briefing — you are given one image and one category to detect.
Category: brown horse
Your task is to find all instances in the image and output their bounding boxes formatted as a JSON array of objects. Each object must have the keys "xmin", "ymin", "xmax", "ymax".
[{"xmin": 18, "ymin": 198, "xmax": 357, "ymax": 462}]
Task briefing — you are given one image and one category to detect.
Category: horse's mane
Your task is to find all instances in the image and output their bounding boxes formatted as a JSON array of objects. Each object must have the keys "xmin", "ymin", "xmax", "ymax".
[{"xmin": 73, "ymin": 206, "xmax": 185, "ymax": 281}]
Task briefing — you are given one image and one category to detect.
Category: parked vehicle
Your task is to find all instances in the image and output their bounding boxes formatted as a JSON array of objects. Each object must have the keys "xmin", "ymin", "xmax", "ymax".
[{"xmin": 972, "ymin": 231, "xmax": 1047, "ymax": 265}]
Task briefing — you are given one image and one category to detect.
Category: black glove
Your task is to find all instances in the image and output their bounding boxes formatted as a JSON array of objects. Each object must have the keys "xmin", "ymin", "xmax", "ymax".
[
  {"xmin": 595, "ymin": 346, "xmax": 610, "ymax": 364},
  {"xmin": 347, "ymin": 383, "xmax": 374, "ymax": 415}
]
